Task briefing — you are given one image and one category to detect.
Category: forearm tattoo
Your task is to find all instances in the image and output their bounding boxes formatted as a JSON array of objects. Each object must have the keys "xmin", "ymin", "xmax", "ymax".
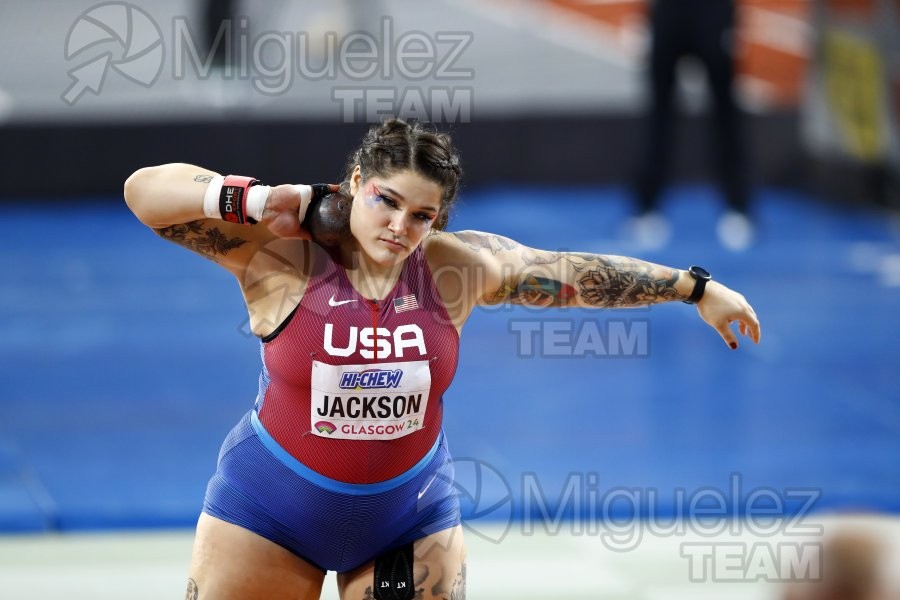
[
  {"xmin": 193, "ymin": 174, "xmax": 214, "ymax": 183},
  {"xmin": 451, "ymin": 232, "xmax": 682, "ymax": 308},
  {"xmin": 154, "ymin": 220, "xmax": 248, "ymax": 262},
  {"xmin": 573, "ymin": 256, "xmax": 681, "ymax": 307},
  {"xmin": 185, "ymin": 578, "xmax": 198, "ymax": 600}
]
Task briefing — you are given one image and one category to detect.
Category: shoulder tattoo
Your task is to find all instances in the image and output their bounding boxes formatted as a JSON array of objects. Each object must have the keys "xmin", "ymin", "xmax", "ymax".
[{"xmin": 451, "ymin": 231, "xmax": 518, "ymax": 255}]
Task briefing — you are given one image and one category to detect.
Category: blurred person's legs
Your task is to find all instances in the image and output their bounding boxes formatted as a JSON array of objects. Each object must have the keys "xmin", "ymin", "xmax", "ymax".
[
  {"xmin": 630, "ymin": 0, "xmax": 686, "ymax": 248},
  {"xmin": 199, "ymin": 0, "xmax": 246, "ymax": 107},
  {"xmin": 693, "ymin": 0, "xmax": 755, "ymax": 250},
  {"xmin": 204, "ymin": 0, "xmax": 235, "ymax": 70}
]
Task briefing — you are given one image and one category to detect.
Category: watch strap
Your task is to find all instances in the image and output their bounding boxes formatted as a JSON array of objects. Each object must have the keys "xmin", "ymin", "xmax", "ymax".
[{"xmin": 684, "ymin": 266, "xmax": 710, "ymax": 305}]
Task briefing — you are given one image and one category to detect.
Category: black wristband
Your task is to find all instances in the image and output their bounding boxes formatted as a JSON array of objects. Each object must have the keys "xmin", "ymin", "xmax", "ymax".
[{"xmin": 683, "ymin": 265, "xmax": 711, "ymax": 304}]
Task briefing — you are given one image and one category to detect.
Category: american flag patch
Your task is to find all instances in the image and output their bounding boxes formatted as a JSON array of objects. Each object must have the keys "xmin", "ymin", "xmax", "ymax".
[{"xmin": 393, "ymin": 294, "xmax": 419, "ymax": 313}]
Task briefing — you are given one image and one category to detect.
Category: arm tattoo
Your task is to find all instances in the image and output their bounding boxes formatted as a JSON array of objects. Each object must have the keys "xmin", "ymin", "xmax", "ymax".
[
  {"xmin": 576, "ymin": 256, "xmax": 681, "ymax": 307},
  {"xmin": 185, "ymin": 578, "xmax": 198, "ymax": 600},
  {"xmin": 492, "ymin": 274, "xmax": 576, "ymax": 307},
  {"xmin": 154, "ymin": 221, "xmax": 248, "ymax": 261},
  {"xmin": 453, "ymin": 230, "xmax": 681, "ymax": 308},
  {"xmin": 450, "ymin": 232, "xmax": 575, "ymax": 307},
  {"xmin": 451, "ymin": 231, "xmax": 518, "ymax": 255},
  {"xmin": 193, "ymin": 174, "xmax": 214, "ymax": 183},
  {"xmin": 498, "ymin": 253, "xmax": 680, "ymax": 308},
  {"xmin": 523, "ymin": 251, "xmax": 601, "ymax": 269}
]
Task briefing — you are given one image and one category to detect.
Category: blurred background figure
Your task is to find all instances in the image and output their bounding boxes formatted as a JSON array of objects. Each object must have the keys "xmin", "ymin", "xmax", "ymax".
[
  {"xmin": 630, "ymin": 0, "xmax": 754, "ymax": 251},
  {"xmin": 801, "ymin": 0, "xmax": 900, "ymax": 213},
  {"xmin": 203, "ymin": 0, "xmax": 233, "ymax": 70},
  {"xmin": 782, "ymin": 527, "xmax": 899, "ymax": 600}
]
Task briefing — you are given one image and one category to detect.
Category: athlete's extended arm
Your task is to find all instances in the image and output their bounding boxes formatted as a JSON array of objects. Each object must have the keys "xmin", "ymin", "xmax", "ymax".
[{"xmin": 445, "ymin": 230, "xmax": 761, "ymax": 349}]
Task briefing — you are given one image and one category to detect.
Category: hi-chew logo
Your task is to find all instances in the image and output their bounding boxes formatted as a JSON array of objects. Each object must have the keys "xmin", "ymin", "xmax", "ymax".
[
  {"xmin": 62, "ymin": 3, "xmax": 164, "ymax": 105},
  {"xmin": 340, "ymin": 369, "xmax": 404, "ymax": 390}
]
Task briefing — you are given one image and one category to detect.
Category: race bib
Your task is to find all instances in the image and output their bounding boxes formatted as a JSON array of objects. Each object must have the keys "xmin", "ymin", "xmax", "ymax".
[{"xmin": 310, "ymin": 359, "xmax": 431, "ymax": 440}]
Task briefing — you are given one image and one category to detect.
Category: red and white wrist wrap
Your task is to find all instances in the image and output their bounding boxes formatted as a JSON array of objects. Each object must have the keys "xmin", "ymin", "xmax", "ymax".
[{"xmin": 202, "ymin": 175, "xmax": 270, "ymax": 225}]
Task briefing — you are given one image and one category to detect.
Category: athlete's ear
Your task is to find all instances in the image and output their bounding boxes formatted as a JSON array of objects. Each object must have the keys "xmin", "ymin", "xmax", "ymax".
[{"xmin": 349, "ymin": 165, "xmax": 362, "ymax": 197}]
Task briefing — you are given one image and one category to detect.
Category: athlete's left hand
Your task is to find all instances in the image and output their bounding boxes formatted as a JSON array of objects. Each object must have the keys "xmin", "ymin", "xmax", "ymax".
[
  {"xmin": 262, "ymin": 183, "xmax": 340, "ymax": 238},
  {"xmin": 696, "ymin": 281, "xmax": 761, "ymax": 349}
]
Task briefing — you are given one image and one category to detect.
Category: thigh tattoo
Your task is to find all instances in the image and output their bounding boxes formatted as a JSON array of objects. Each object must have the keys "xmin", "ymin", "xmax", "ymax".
[
  {"xmin": 430, "ymin": 562, "xmax": 466, "ymax": 600},
  {"xmin": 185, "ymin": 578, "xmax": 198, "ymax": 600}
]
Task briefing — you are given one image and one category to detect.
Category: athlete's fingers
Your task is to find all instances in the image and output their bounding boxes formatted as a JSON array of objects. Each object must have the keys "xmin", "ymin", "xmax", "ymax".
[
  {"xmin": 715, "ymin": 320, "xmax": 739, "ymax": 350},
  {"xmin": 745, "ymin": 309, "xmax": 761, "ymax": 344},
  {"xmin": 311, "ymin": 183, "xmax": 342, "ymax": 199}
]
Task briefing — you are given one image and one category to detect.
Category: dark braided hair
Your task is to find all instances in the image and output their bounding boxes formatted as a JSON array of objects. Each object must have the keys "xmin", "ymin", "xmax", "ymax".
[{"xmin": 342, "ymin": 118, "xmax": 462, "ymax": 230}]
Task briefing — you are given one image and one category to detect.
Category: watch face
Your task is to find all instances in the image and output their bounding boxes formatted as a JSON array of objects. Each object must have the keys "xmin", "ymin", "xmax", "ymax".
[{"xmin": 690, "ymin": 266, "xmax": 711, "ymax": 280}]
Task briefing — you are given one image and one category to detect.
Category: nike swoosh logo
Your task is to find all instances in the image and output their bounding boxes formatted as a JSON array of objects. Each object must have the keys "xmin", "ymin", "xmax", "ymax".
[
  {"xmin": 328, "ymin": 294, "xmax": 357, "ymax": 307},
  {"xmin": 418, "ymin": 473, "xmax": 438, "ymax": 500}
]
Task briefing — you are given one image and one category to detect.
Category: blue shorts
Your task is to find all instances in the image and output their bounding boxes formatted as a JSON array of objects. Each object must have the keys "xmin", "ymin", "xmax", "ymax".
[{"xmin": 202, "ymin": 411, "xmax": 461, "ymax": 572}]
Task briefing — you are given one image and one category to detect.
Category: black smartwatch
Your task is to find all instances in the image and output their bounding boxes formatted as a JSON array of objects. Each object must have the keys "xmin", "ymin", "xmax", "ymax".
[{"xmin": 683, "ymin": 265, "xmax": 711, "ymax": 304}]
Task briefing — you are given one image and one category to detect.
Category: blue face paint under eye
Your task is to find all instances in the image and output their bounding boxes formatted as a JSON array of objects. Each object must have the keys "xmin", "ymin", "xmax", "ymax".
[
  {"xmin": 368, "ymin": 184, "xmax": 436, "ymax": 223},
  {"xmin": 366, "ymin": 185, "xmax": 390, "ymax": 207},
  {"xmin": 369, "ymin": 186, "xmax": 403, "ymax": 211},
  {"xmin": 363, "ymin": 185, "xmax": 382, "ymax": 208}
]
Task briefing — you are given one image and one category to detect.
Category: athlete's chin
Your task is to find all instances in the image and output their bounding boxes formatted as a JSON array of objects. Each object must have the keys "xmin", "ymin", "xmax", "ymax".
[
  {"xmin": 378, "ymin": 250, "xmax": 408, "ymax": 265},
  {"xmin": 362, "ymin": 244, "xmax": 408, "ymax": 266}
]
